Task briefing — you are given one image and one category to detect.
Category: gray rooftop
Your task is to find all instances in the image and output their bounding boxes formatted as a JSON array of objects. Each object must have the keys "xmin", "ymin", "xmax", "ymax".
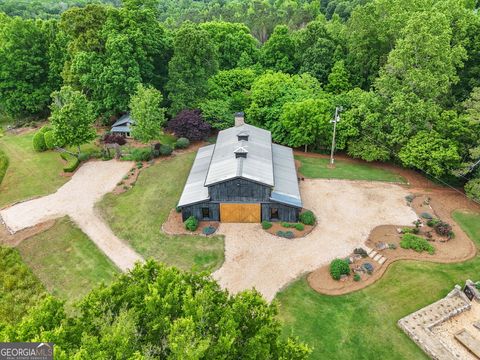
[
  {"xmin": 204, "ymin": 124, "xmax": 274, "ymax": 186},
  {"xmin": 270, "ymin": 144, "xmax": 302, "ymax": 207},
  {"xmin": 112, "ymin": 113, "xmax": 134, "ymax": 128},
  {"xmin": 177, "ymin": 144, "xmax": 215, "ymax": 207}
]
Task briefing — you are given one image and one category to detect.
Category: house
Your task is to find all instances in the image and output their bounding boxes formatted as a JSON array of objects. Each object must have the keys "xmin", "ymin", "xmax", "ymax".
[
  {"xmin": 111, "ymin": 113, "xmax": 134, "ymax": 137},
  {"xmin": 177, "ymin": 113, "xmax": 302, "ymax": 223}
]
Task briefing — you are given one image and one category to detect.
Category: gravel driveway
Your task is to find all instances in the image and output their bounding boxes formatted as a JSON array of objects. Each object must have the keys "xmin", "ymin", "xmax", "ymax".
[
  {"xmin": 213, "ymin": 179, "xmax": 418, "ymax": 301},
  {"xmin": 0, "ymin": 160, "xmax": 143, "ymax": 271}
]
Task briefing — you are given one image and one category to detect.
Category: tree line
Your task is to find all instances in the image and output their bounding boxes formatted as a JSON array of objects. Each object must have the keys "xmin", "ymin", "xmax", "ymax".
[{"xmin": 0, "ymin": 0, "xmax": 479, "ymax": 200}]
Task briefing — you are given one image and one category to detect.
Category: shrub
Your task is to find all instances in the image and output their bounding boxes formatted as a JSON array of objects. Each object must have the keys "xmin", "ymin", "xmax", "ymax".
[
  {"xmin": 184, "ymin": 216, "xmax": 198, "ymax": 231},
  {"xmin": 420, "ymin": 212, "xmax": 433, "ymax": 219},
  {"xmin": 299, "ymin": 210, "xmax": 316, "ymax": 225},
  {"xmin": 32, "ymin": 131, "xmax": 46, "ymax": 152},
  {"xmin": 330, "ymin": 259, "xmax": 350, "ymax": 280},
  {"xmin": 353, "ymin": 248, "xmax": 368, "ymax": 258},
  {"xmin": 125, "ymin": 148, "xmax": 152, "ymax": 162},
  {"xmin": 78, "ymin": 152, "xmax": 89, "ymax": 162},
  {"xmin": 63, "ymin": 156, "xmax": 79, "ymax": 173},
  {"xmin": 465, "ymin": 179, "xmax": 480, "ymax": 202},
  {"xmin": 294, "ymin": 223, "xmax": 305, "ymax": 231},
  {"xmin": 276, "ymin": 230, "xmax": 295, "ymax": 239},
  {"xmin": 402, "ymin": 227, "xmax": 419, "ymax": 235},
  {"xmin": 362, "ymin": 262, "xmax": 374, "ymax": 274},
  {"xmin": 103, "ymin": 133, "xmax": 126, "ymax": 146},
  {"xmin": 44, "ymin": 130, "xmax": 55, "ymax": 150},
  {"xmin": 427, "ymin": 218, "xmax": 441, "ymax": 227},
  {"xmin": 175, "ymin": 206, "xmax": 182, "ymax": 213},
  {"xmin": 261, "ymin": 221, "xmax": 272, "ymax": 230},
  {"xmin": 434, "ymin": 221, "xmax": 453, "ymax": 237},
  {"xmin": 159, "ymin": 144, "xmax": 173, "ymax": 156},
  {"xmin": 202, "ymin": 226, "xmax": 216, "ymax": 235},
  {"xmin": 167, "ymin": 109, "xmax": 211, "ymax": 141},
  {"xmin": 175, "ymin": 137, "xmax": 190, "ymax": 149},
  {"xmin": 405, "ymin": 194, "xmax": 414, "ymax": 203},
  {"xmin": 400, "ymin": 234, "xmax": 435, "ymax": 254},
  {"xmin": 353, "ymin": 274, "xmax": 361, "ymax": 282}
]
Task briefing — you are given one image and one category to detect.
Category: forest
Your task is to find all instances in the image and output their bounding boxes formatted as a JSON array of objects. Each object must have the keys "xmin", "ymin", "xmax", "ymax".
[{"xmin": 0, "ymin": 0, "xmax": 479, "ymax": 201}]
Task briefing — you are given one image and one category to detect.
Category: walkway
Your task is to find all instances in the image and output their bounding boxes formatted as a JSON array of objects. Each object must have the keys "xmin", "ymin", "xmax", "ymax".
[{"xmin": 0, "ymin": 160, "xmax": 143, "ymax": 271}]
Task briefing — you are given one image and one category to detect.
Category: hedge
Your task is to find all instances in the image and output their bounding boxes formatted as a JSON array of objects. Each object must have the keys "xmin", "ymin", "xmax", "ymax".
[
  {"xmin": 44, "ymin": 131, "xmax": 55, "ymax": 150},
  {"xmin": 61, "ymin": 153, "xmax": 80, "ymax": 173},
  {"xmin": 32, "ymin": 131, "xmax": 46, "ymax": 152},
  {"xmin": 0, "ymin": 148, "xmax": 9, "ymax": 185}
]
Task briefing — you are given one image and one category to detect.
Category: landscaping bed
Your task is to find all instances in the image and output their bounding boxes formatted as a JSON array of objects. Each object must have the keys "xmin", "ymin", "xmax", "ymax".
[
  {"xmin": 264, "ymin": 221, "xmax": 314, "ymax": 238},
  {"xmin": 162, "ymin": 209, "xmax": 220, "ymax": 236}
]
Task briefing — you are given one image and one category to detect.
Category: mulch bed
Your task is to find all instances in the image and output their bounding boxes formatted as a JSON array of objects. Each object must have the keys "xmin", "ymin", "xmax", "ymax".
[
  {"xmin": 162, "ymin": 209, "xmax": 220, "ymax": 236},
  {"xmin": 265, "ymin": 222, "xmax": 314, "ymax": 238}
]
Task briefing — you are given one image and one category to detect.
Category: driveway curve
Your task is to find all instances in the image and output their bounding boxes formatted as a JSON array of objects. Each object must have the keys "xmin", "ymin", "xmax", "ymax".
[{"xmin": 0, "ymin": 160, "xmax": 143, "ymax": 271}]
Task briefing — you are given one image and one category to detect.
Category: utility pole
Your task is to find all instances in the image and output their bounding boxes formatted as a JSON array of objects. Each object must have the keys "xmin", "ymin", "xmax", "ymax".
[{"xmin": 329, "ymin": 106, "xmax": 342, "ymax": 167}]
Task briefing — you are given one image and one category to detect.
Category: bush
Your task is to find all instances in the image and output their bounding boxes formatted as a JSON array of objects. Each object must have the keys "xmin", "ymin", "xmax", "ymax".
[
  {"xmin": 261, "ymin": 221, "xmax": 272, "ymax": 230},
  {"xmin": 400, "ymin": 234, "xmax": 435, "ymax": 254},
  {"xmin": 353, "ymin": 273, "xmax": 361, "ymax": 282},
  {"xmin": 202, "ymin": 226, "xmax": 216, "ymax": 235},
  {"xmin": 0, "ymin": 148, "xmax": 9, "ymax": 185},
  {"xmin": 175, "ymin": 206, "xmax": 182, "ymax": 213},
  {"xmin": 465, "ymin": 179, "xmax": 480, "ymax": 202},
  {"xmin": 434, "ymin": 221, "xmax": 453, "ymax": 237},
  {"xmin": 420, "ymin": 212, "xmax": 433, "ymax": 219},
  {"xmin": 125, "ymin": 148, "xmax": 152, "ymax": 162},
  {"xmin": 281, "ymin": 222, "xmax": 292, "ymax": 228},
  {"xmin": 405, "ymin": 194, "xmax": 414, "ymax": 203},
  {"xmin": 63, "ymin": 155, "xmax": 80, "ymax": 173},
  {"xmin": 427, "ymin": 218, "xmax": 441, "ymax": 227},
  {"xmin": 276, "ymin": 230, "xmax": 295, "ymax": 239},
  {"xmin": 402, "ymin": 227, "xmax": 419, "ymax": 235},
  {"xmin": 103, "ymin": 133, "xmax": 127, "ymax": 146},
  {"xmin": 38, "ymin": 126, "xmax": 52, "ymax": 134},
  {"xmin": 32, "ymin": 131, "xmax": 46, "ymax": 152},
  {"xmin": 175, "ymin": 137, "xmax": 190, "ymax": 149},
  {"xmin": 44, "ymin": 130, "xmax": 55, "ymax": 150},
  {"xmin": 353, "ymin": 248, "xmax": 368, "ymax": 258},
  {"xmin": 330, "ymin": 259, "xmax": 350, "ymax": 280},
  {"xmin": 78, "ymin": 152, "xmax": 90, "ymax": 162},
  {"xmin": 294, "ymin": 223, "xmax": 304, "ymax": 231},
  {"xmin": 184, "ymin": 216, "xmax": 198, "ymax": 231},
  {"xmin": 299, "ymin": 210, "xmax": 316, "ymax": 225},
  {"xmin": 159, "ymin": 144, "xmax": 173, "ymax": 156},
  {"xmin": 362, "ymin": 262, "xmax": 374, "ymax": 274},
  {"xmin": 167, "ymin": 109, "xmax": 211, "ymax": 141}
]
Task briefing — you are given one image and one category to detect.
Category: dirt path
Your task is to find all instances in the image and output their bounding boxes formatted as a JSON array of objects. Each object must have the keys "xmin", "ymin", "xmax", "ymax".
[
  {"xmin": 213, "ymin": 179, "xmax": 418, "ymax": 301},
  {"xmin": 0, "ymin": 160, "xmax": 143, "ymax": 271}
]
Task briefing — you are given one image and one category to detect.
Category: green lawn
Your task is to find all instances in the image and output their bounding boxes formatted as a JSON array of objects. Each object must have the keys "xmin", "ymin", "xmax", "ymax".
[
  {"xmin": 277, "ymin": 210, "xmax": 480, "ymax": 359},
  {"xmin": 0, "ymin": 246, "xmax": 46, "ymax": 325},
  {"xmin": 98, "ymin": 152, "xmax": 225, "ymax": 272},
  {"xmin": 17, "ymin": 217, "xmax": 118, "ymax": 305},
  {"xmin": 0, "ymin": 132, "xmax": 68, "ymax": 207},
  {"xmin": 295, "ymin": 155, "xmax": 406, "ymax": 183}
]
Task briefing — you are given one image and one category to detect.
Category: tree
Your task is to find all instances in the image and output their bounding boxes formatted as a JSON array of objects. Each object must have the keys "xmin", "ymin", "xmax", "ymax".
[
  {"xmin": 260, "ymin": 25, "xmax": 297, "ymax": 74},
  {"xmin": 275, "ymin": 97, "xmax": 333, "ymax": 151},
  {"xmin": 130, "ymin": 84, "xmax": 166, "ymax": 144},
  {"xmin": 326, "ymin": 60, "xmax": 351, "ymax": 94},
  {"xmin": 0, "ymin": 17, "xmax": 52, "ymax": 118},
  {"xmin": 166, "ymin": 22, "xmax": 218, "ymax": 115},
  {"xmin": 398, "ymin": 131, "xmax": 461, "ymax": 177},
  {"xmin": 49, "ymin": 86, "xmax": 96, "ymax": 155},
  {"xmin": 465, "ymin": 179, "xmax": 480, "ymax": 202},
  {"xmin": 167, "ymin": 109, "xmax": 211, "ymax": 141},
  {"xmin": 1, "ymin": 261, "xmax": 311, "ymax": 359}
]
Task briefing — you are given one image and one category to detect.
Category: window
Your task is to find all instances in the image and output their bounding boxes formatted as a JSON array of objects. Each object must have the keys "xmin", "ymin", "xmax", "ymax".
[
  {"xmin": 201, "ymin": 207, "xmax": 210, "ymax": 219},
  {"xmin": 235, "ymin": 152, "xmax": 247, "ymax": 158},
  {"xmin": 237, "ymin": 134, "xmax": 249, "ymax": 141},
  {"xmin": 270, "ymin": 207, "xmax": 279, "ymax": 220}
]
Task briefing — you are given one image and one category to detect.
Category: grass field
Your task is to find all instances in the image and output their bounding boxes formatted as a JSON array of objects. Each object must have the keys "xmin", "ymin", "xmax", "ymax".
[
  {"xmin": 98, "ymin": 152, "xmax": 225, "ymax": 272},
  {"xmin": 0, "ymin": 246, "xmax": 46, "ymax": 325},
  {"xmin": 277, "ymin": 210, "xmax": 480, "ymax": 359},
  {"xmin": 0, "ymin": 132, "xmax": 68, "ymax": 207},
  {"xmin": 295, "ymin": 155, "xmax": 406, "ymax": 183},
  {"xmin": 17, "ymin": 217, "xmax": 118, "ymax": 305}
]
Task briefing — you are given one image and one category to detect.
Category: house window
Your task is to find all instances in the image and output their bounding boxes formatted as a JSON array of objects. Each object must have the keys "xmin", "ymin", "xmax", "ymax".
[
  {"xmin": 270, "ymin": 207, "xmax": 279, "ymax": 220},
  {"xmin": 201, "ymin": 207, "xmax": 210, "ymax": 219}
]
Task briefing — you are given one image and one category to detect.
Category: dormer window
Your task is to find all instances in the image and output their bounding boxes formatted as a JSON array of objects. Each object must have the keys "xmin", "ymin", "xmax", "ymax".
[
  {"xmin": 237, "ymin": 134, "xmax": 249, "ymax": 141},
  {"xmin": 234, "ymin": 145, "xmax": 248, "ymax": 159},
  {"xmin": 235, "ymin": 152, "xmax": 247, "ymax": 159}
]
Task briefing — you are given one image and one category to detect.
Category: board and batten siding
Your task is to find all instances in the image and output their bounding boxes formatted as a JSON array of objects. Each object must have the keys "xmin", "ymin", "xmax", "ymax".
[
  {"xmin": 209, "ymin": 178, "xmax": 271, "ymax": 203},
  {"xmin": 261, "ymin": 202, "xmax": 300, "ymax": 222},
  {"xmin": 181, "ymin": 202, "xmax": 220, "ymax": 222}
]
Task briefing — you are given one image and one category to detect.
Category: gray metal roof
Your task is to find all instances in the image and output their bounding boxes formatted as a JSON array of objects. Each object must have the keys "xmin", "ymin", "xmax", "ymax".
[
  {"xmin": 112, "ymin": 113, "xmax": 134, "ymax": 127},
  {"xmin": 270, "ymin": 144, "xmax": 302, "ymax": 208},
  {"xmin": 204, "ymin": 124, "xmax": 274, "ymax": 186},
  {"xmin": 177, "ymin": 144, "xmax": 215, "ymax": 207},
  {"xmin": 111, "ymin": 126, "xmax": 131, "ymax": 133}
]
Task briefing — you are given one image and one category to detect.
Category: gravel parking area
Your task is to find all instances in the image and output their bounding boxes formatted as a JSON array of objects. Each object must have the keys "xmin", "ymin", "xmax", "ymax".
[
  {"xmin": 213, "ymin": 179, "xmax": 418, "ymax": 301},
  {"xmin": 0, "ymin": 160, "xmax": 143, "ymax": 271}
]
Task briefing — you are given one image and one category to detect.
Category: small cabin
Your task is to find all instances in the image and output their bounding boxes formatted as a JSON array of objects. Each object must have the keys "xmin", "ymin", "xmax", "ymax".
[
  {"xmin": 111, "ymin": 113, "xmax": 135, "ymax": 137},
  {"xmin": 177, "ymin": 114, "xmax": 302, "ymax": 223}
]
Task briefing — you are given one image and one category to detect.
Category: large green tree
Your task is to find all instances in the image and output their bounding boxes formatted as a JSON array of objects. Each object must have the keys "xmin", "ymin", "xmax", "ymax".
[
  {"xmin": 130, "ymin": 84, "xmax": 166, "ymax": 143},
  {"xmin": 1, "ymin": 261, "xmax": 311, "ymax": 359},
  {"xmin": 49, "ymin": 86, "xmax": 96, "ymax": 155},
  {"xmin": 260, "ymin": 25, "xmax": 297, "ymax": 74},
  {"xmin": 166, "ymin": 22, "xmax": 218, "ymax": 115}
]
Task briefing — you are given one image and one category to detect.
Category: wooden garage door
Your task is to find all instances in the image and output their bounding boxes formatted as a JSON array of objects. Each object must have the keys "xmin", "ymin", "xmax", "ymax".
[{"xmin": 220, "ymin": 203, "xmax": 261, "ymax": 223}]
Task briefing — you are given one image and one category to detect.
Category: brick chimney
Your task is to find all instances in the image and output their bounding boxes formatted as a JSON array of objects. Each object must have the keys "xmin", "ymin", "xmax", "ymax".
[{"xmin": 234, "ymin": 112, "xmax": 245, "ymax": 127}]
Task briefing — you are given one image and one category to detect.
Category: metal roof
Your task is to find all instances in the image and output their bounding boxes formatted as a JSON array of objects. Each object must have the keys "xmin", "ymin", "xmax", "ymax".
[
  {"xmin": 204, "ymin": 124, "xmax": 274, "ymax": 186},
  {"xmin": 177, "ymin": 145, "xmax": 215, "ymax": 207},
  {"xmin": 112, "ymin": 113, "xmax": 134, "ymax": 127},
  {"xmin": 270, "ymin": 144, "xmax": 302, "ymax": 208},
  {"xmin": 111, "ymin": 126, "xmax": 131, "ymax": 133}
]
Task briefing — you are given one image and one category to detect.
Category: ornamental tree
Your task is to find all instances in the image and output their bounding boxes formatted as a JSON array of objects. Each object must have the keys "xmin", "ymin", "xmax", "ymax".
[
  {"xmin": 167, "ymin": 109, "xmax": 211, "ymax": 141},
  {"xmin": 130, "ymin": 84, "xmax": 166, "ymax": 144},
  {"xmin": 49, "ymin": 86, "xmax": 96, "ymax": 155}
]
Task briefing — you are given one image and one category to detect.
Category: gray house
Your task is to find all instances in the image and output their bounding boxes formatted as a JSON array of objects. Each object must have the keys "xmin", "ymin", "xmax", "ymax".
[
  {"xmin": 111, "ymin": 113, "xmax": 134, "ymax": 137},
  {"xmin": 177, "ymin": 114, "xmax": 302, "ymax": 223}
]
